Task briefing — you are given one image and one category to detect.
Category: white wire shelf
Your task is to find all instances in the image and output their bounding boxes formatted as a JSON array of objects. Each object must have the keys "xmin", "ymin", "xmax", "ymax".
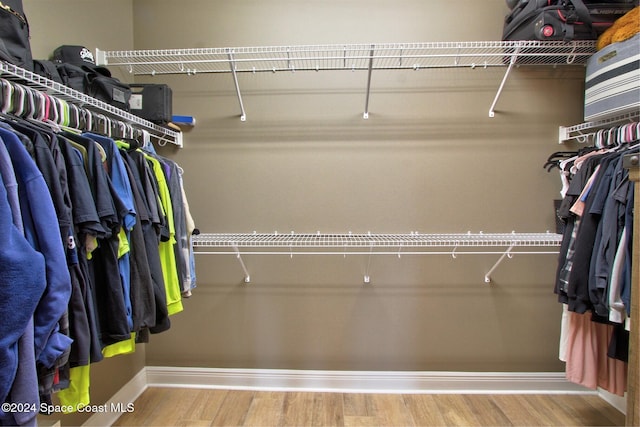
[
  {"xmin": 0, "ymin": 61, "xmax": 183, "ymax": 147},
  {"xmin": 192, "ymin": 231, "xmax": 563, "ymax": 283},
  {"xmin": 192, "ymin": 231, "xmax": 562, "ymax": 250},
  {"xmin": 97, "ymin": 40, "xmax": 596, "ymax": 120},
  {"xmin": 558, "ymin": 110, "xmax": 640, "ymax": 144},
  {"xmin": 98, "ymin": 41, "xmax": 595, "ymax": 74}
]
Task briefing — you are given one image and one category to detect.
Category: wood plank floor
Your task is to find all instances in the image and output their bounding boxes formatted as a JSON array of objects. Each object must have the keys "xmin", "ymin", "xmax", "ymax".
[{"xmin": 112, "ymin": 388, "xmax": 625, "ymax": 426}]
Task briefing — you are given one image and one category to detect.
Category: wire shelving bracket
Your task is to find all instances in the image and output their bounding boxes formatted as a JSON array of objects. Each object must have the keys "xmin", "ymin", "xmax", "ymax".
[
  {"xmin": 0, "ymin": 61, "xmax": 183, "ymax": 147},
  {"xmin": 192, "ymin": 231, "xmax": 563, "ymax": 284},
  {"xmin": 558, "ymin": 110, "xmax": 640, "ymax": 144},
  {"xmin": 97, "ymin": 40, "xmax": 596, "ymax": 121}
]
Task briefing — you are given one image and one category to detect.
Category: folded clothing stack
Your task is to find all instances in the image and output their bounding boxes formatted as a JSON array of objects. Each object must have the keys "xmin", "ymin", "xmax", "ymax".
[{"xmin": 597, "ymin": 6, "xmax": 640, "ymax": 50}]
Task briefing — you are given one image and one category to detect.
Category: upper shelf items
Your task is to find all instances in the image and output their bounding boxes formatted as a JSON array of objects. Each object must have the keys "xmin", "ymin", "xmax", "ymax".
[
  {"xmin": 96, "ymin": 40, "xmax": 597, "ymax": 120},
  {"xmin": 0, "ymin": 61, "xmax": 183, "ymax": 147}
]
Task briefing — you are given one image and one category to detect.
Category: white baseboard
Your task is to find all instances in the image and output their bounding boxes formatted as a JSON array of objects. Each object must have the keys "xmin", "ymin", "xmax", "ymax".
[
  {"xmin": 598, "ymin": 388, "xmax": 627, "ymax": 415},
  {"xmin": 145, "ymin": 366, "xmax": 593, "ymax": 395},
  {"xmin": 82, "ymin": 367, "xmax": 606, "ymax": 426},
  {"xmin": 82, "ymin": 368, "xmax": 147, "ymax": 427}
]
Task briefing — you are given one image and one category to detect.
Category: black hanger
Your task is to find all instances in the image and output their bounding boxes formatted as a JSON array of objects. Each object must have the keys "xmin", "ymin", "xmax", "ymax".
[
  {"xmin": 118, "ymin": 136, "xmax": 142, "ymax": 150},
  {"xmin": 543, "ymin": 151, "xmax": 577, "ymax": 172}
]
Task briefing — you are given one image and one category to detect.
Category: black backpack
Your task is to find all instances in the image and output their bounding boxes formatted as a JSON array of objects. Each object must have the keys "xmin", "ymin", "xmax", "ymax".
[
  {"xmin": 33, "ymin": 59, "xmax": 64, "ymax": 84},
  {"xmin": 0, "ymin": 0, "xmax": 33, "ymax": 71},
  {"xmin": 85, "ymin": 72, "xmax": 132, "ymax": 112},
  {"xmin": 52, "ymin": 44, "xmax": 132, "ymax": 111},
  {"xmin": 55, "ymin": 62, "xmax": 90, "ymax": 93},
  {"xmin": 503, "ymin": 0, "xmax": 638, "ymax": 41}
]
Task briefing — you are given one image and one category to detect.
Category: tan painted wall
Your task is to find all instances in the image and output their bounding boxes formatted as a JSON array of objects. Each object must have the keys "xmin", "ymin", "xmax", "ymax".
[
  {"xmin": 134, "ymin": 0, "xmax": 584, "ymax": 372},
  {"xmin": 24, "ymin": 0, "xmax": 134, "ymax": 82},
  {"xmin": 19, "ymin": 1, "xmax": 588, "ymax": 422}
]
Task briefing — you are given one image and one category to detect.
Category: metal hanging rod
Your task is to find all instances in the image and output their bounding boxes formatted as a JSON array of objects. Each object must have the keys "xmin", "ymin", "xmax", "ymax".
[
  {"xmin": 192, "ymin": 231, "xmax": 562, "ymax": 284},
  {"xmin": 97, "ymin": 40, "xmax": 596, "ymax": 120},
  {"xmin": 0, "ymin": 61, "xmax": 183, "ymax": 147}
]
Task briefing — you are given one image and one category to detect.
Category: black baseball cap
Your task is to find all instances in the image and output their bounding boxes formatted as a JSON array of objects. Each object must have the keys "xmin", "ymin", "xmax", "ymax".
[{"xmin": 52, "ymin": 45, "xmax": 112, "ymax": 76}]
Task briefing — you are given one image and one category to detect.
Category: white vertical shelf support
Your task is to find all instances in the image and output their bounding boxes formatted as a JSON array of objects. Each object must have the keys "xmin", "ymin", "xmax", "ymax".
[
  {"xmin": 227, "ymin": 49, "xmax": 247, "ymax": 121},
  {"xmin": 489, "ymin": 45, "xmax": 520, "ymax": 118},
  {"xmin": 232, "ymin": 245, "xmax": 251, "ymax": 283},
  {"xmin": 364, "ymin": 244, "xmax": 374, "ymax": 284},
  {"xmin": 363, "ymin": 44, "xmax": 375, "ymax": 120},
  {"xmin": 484, "ymin": 243, "xmax": 515, "ymax": 283}
]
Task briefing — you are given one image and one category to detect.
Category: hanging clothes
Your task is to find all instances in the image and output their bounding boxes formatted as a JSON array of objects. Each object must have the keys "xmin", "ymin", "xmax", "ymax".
[
  {"xmin": 552, "ymin": 129, "xmax": 638, "ymax": 396},
  {"xmin": 0, "ymin": 125, "xmax": 73, "ymax": 369},
  {"xmin": 0, "ymin": 144, "xmax": 46, "ymax": 427},
  {"xmin": 0, "ymin": 78, "xmax": 196, "ymax": 419},
  {"xmin": 122, "ymin": 148, "xmax": 171, "ymax": 335}
]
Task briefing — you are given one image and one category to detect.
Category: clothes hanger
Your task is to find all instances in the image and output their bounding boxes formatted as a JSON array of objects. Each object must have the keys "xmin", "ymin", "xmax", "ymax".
[
  {"xmin": 0, "ymin": 78, "xmax": 152, "ymax": 146},
  {"xmin": 59, "ymin": 98, "xmax": 69, "ymax": 127},
  {"xmin": 32, "ymin": 90, "xmax": 46, "ymax": 121},
  {"xmin": 0, "ymin": 79, "xmax": 13, "ymax": 115},
  {"xmin": 623, "ymin": 122, "xmax": 639, "ymax": 143},
  {"xmin": 12, "ymin": 84, "xmax": 25, "ymax": 117},
  {"xmin": 84, "ymin": 109, "xmax": 93, "ymax": 132},
  {"xmin": 20, "ymin": 85, "xmax": 35, "ymax": 120},
  {"xmin": 41, "ymin": 92, "xmax": 51, "ymax": 121},
  {"xmin": 543, "ymin": 150, "xmax": 578, "ymax": 172},
  {"xmin": 126, "ymin": 122, "xmax": 135, "ymax": 139},
  {"xmin": 141, "ymin": 130, "xmax": 152, "ymax": 149},
  {"xmin": 595, "ymin": 128, "xmax": 604, "ymax": 148},
  {"xmin": 68, "ymin": 103, "xmax": 80, "ymax": 128}
]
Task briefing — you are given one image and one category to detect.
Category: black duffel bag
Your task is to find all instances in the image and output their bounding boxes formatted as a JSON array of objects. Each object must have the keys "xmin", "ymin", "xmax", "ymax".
[
  {"xmin": 56, "ymin": 62, "xmax": 89, "ymax": 92},
  {"xmin": 502, "ymin": 0, "xmax": 638, "ymax": 41},
  {"xmin": 0, "ymin": 0, "xmax": 33, "ymax": 71},
  {"xmin": 86, "ymin": 72, "xmax": 132, "ymax": 112},
  {"xmin": 33, "ymin": 59, "xmax": 64, "ymax": 84},
  {"xmin": 53, "ymin": 45, "xmax": 132, "ymax": 111}
]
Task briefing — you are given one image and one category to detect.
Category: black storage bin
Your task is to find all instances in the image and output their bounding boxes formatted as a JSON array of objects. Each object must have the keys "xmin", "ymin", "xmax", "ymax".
[{"xmin": 129, "ymin": 84, "xmax": 172, "ymax": 124}]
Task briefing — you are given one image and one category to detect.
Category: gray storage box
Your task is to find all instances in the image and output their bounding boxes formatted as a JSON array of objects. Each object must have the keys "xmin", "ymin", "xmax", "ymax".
[{"xmin": 584, "ymin": 33, "xmax": 640, "ymax": 121}]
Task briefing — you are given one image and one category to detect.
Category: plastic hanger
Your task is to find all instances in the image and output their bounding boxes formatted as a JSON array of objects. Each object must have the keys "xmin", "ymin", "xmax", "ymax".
[
  {"xmin": 0, "ymin": 80, "xmax": 13, "ymax": 114},
  {"xmin": 12, "ymin": 85, "xmax": 25, "ymax": 117},
  {"xmin": 543, "ymin": 150, "xmax": 578, "ymax": 172}
]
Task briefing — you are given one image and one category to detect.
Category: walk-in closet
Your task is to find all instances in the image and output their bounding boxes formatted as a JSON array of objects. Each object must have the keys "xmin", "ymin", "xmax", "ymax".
[{"xmin": 0, "ymin": 0, "xmax": 637, "ymax": 426}]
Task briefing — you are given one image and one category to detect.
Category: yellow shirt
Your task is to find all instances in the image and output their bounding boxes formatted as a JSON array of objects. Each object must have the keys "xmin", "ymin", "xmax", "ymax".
[{"xmin": 144, "ymin": 154, "xmax": 183, "ymax": 315}]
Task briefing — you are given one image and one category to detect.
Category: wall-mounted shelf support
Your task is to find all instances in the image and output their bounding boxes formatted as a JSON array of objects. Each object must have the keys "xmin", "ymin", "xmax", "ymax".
[
  {"xmin": 97, "ymin": 40, "xmax": 595, "ymax": 121},
  {"xmin": 193, "ymin": 231, "xmax": 562, "ymax": 283},
  {"xmin": 228, "ymin": 50, "xmax": 247, "ymax": 121},
  {"xmin": 489, "ymin": 45, "xmax": 520, "ymax": 118},
  {"xmin": 363, "ymin": 44, "xmax": 375, "ymax": 120},
  {"xmin": 232, "ymin": 245, "xmax": 251, "ymax": 283},
  {"xmin": 364, "ymin": 245, "xmax": 374, "ymax": 283},
  {"xmin": 484, "ymin": 243, "xmax": 514, "ymax": 283}
]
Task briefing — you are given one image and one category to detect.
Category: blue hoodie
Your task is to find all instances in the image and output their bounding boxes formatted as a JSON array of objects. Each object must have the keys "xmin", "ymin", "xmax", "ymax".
[
  {"xmin": 0, "ymin": 163, "xmax": 46, "ymax": 409},
  {"xmin": 0, "ymin": 128, "xmax": 72, "ymax": 367}
]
